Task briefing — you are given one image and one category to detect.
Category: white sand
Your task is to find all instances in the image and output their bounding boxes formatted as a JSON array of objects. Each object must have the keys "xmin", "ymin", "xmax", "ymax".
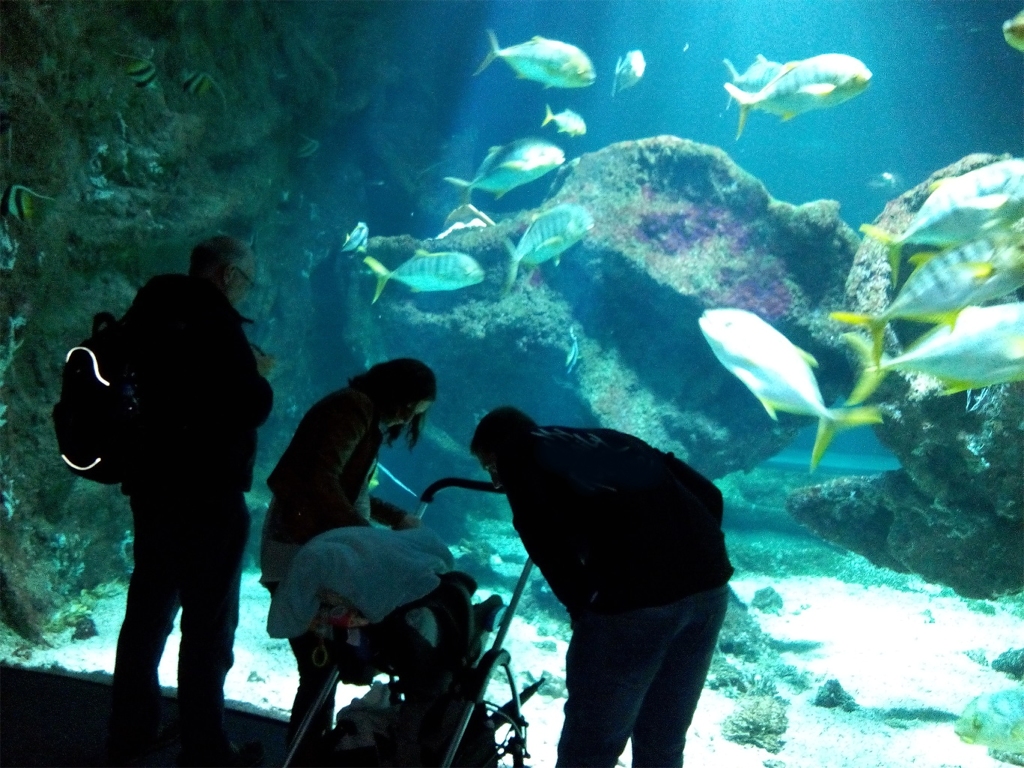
[{"xmin": 2, "ymin": 569, "xmax": 1022, "ymax": 767}]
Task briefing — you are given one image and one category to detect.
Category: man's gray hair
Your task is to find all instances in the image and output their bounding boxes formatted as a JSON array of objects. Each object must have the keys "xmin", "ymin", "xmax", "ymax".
[{"xmin": 188, "ymin": 236, "xmax": 253, "ymax": 278}]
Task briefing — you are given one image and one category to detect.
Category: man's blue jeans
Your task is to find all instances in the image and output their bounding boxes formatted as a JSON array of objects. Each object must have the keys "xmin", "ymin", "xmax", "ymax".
[{"xmin": 556, "ymin": 585, "xmax": 729, "ymax": 768}]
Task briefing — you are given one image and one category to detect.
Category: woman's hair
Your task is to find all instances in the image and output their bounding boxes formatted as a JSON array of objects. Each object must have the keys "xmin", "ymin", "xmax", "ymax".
[
  {"xmin": 349, "ymin": 358, "xmax": 437, "ymax": 447},
  {"xmin": 470, "ymin": 406, "xmax": 539, "ymax": 458}
]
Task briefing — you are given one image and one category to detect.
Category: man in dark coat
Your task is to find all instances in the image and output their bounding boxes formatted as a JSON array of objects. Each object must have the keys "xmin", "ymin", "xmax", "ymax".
[
  {"xmin": 470, "ymin": 407, "xmax": 733, "ymax": 768},
  {"xmin": 107, "ymin": 236, "xmax": 273, "ymax": 767}
]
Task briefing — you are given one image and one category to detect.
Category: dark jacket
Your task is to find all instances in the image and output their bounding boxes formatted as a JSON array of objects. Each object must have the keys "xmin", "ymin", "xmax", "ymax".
[
  {"xmin": 266, "ymin": 388, "xmax": 406, "ymax": 545},
  {"xmin": 121, "ymin": 274, "xmax": 273, "ymax": 494},
  {"xmin": 496, "ymin": 426, "xmax": 733, "ymax": 615}
]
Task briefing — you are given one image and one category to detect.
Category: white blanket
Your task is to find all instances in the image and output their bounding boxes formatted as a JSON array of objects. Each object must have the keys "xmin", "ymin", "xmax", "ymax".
[{"xmin": 267, "ymin": 525, "xmax": 454, "ymax": 639}]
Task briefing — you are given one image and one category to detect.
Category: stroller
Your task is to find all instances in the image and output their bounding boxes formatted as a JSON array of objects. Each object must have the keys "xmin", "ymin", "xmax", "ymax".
[{"xmin": 283, "ymin": 478, "xmax": 542, "ymax": 768}]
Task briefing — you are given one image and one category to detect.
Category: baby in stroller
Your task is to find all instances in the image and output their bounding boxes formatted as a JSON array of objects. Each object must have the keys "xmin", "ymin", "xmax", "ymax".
[{"xmin": 267, "ymin": 523, "xmax": 537, "ymax": 767}]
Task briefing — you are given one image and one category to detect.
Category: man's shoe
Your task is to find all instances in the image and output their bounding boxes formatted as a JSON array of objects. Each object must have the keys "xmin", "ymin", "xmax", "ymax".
[
  {"xmin": 107, "ymin": 720, "xmax": 181, "ymax": 766},
  {"xmin": 228, "ymin": 740, "xmax": 264, "ymax": 767}
]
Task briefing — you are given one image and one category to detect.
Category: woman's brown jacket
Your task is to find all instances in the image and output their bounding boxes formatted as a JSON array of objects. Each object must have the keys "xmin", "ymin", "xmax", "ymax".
[{"xmin": 266, "ymin": 388, "xmax": 405, "ymax": 545}]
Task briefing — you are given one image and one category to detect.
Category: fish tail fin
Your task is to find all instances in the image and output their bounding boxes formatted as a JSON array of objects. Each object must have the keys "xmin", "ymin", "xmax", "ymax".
[
  {"xmin": 723, "ymin": 81, "xmax": 757, "ymax": 106},
  {"xmin": 859, "ymin": 223, "xmax": 903, "ymax": 285},
  {"xmin": 841, "ymin": 332, "xmax": 889, "ymax": 405},
  {"xmin": 542, "ymin": 104, "xmax": 554, "ymax": 127},
  {"xmin": 812, "ymin": 405, "xmax": 883, "ymax": 472},
  {"xmin": 830, "ymin": 311, "xmax": 886, "ymax": 366},
  {"xmin": 502, "ymin": 239, "xmax": 520, "ymax": 295},
  {"xmin": 473, "ymin": 30, "xmax": 501, "ymax": 76},
  {"xmin": 363, "ymin": 256, "xmax": 391, "ymax": 303},
  {"xmin": 723, "ymin": 84, "xmax": 754, "ymax": 139},
  {"xmin": 443, "ymin": 176, "xmax": 473, "ymax": 206},
  {"xmin": 723, "ymin": 58, "xmax": 740, "ymax": 80}
]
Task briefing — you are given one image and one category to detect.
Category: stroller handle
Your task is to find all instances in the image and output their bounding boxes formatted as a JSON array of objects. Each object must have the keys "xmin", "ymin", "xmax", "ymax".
[{"xmin": 416, "ymin": 477, "xmax": 505, "ymax": 518}]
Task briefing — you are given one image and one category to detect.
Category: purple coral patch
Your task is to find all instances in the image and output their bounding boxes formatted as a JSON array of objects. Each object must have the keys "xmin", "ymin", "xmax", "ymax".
[
  {"xmin": 636, "ymin": 205, "xmax": 749, "ymax": 254},
  {"xmin": 719, "ymin": 263, "xmax": 793, "ymax": 320}
]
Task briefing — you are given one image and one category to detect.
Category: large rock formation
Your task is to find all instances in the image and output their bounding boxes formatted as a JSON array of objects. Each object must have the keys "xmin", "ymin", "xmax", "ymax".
[
  {"xmin": 344, "ymin": 136, "xmax": 862, "ymax": 483},
  {"xmin": 0, "ymin": 1, "xmax": 482, "ymax": 639},
  {"xmin": 788, "ymin": 154, "xmax": 1024, "ymax": 599}
]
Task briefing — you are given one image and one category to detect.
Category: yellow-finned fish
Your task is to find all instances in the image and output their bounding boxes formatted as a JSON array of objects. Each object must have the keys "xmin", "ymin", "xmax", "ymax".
[
  {"xmin": 444, "ymin": 138, "xmax": 564, "ymax": 202},
  {"xmin": 699, "ymin": 308, "xmax": 881, "ymax": 472},
  {"xmin": 831, "ymin": 235, "xmax": 1024, "ymax": 362},
  {"xmin": 1004, "ymin": 10, "xmax": 1024, "ymax": 52},
  {"xmin": 723, "ymin": 53, "xmax": 871, "ymax": 139},
  {"xmin": 843, "ymin": 302, "xmax": 1024, "ymax": 404},
  {"xmin": 474, "ymin": 30, "xmax": 596, "ymax": 89},
  {"xmin": 542, "ymin": 105, "xmax": 586, "ymax": 137},
  {"xmin": 504, "ymin": 203, "xmax": 594, "ymax": 289},
  {"xmin": 860, "ymin": 158, "xmax": 1024, "ymax": 285},
  {"xmin": 363, "ymin": 250, "xmax": 484, "ymax": 302},
  {"xmin": 612, "ymin": 50, "xmax": 646, "ymax": 96},
  {"xmin": 955, "ymin": 687, "xmax": 1024, "ymax": 755},
  {"xmin": 1, "ymin": 184, "xmax": 54, "ymax": 221}
]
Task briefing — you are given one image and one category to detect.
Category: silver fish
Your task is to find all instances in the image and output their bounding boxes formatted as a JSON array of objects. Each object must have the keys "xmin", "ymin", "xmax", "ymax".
[
  {"xmin": 861, "ymin": 158, "xmax": 1024, "ymax": 284},
  {"xmin": 475, "ymin": 30, "xmax": 596, "ymax": 89},
  {"xmin": 505, "ymin": 203, "xmax": 594, "ymax": 289},
  {"xmin": 363, "ymin": 249, "xmax": 484, "ymax": 302},
  {"xmin": 832, "ymin": 235, "xmax": 1024, "ymax": 362},
  {"xmin": 542, "ymin": 105, "xmax": 586, "ymax": 137},
  {"xmin": 724, "ymin": 53, "xmax": 872, "ymax": 139},
  {"xmin": 444, "ymin": 138, "xmax": 564, "ymax": 201},
  {"xmin": 612, "ymin": 50, "xmax": 646, "ymax": 96},
  {"xmin": 845, "ymin": 302, "xmax": 1024, "ymax": 402},
  {"xmin": 699, "ymin": 308, "xmax": 881, "ymax": 471}
]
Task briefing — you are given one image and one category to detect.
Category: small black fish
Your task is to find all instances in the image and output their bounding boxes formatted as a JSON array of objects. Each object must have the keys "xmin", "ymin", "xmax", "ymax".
[
  {"xmin": 0, "ymin": 108, "xmax": 10, "ymax": 135},
  {"xmin": 1, "ymin": 184, "xmax": 54, "ymax": 221},
  {"xmin": 124, "ymin": 57, "xmax": 157, "ymax": 89}
]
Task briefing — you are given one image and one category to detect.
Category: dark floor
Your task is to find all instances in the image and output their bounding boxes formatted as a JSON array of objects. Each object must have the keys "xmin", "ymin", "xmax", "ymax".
[{"xmin": 0, "ymin": 665, "xmax": 290, "ymax": 767}]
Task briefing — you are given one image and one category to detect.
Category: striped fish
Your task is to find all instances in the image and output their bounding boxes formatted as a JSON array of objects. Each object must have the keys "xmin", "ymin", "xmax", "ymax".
[
  {"xmin": 844, "ymin": 302, "xmax": 1024, "ymax": 403},
  {"xmin": 723, "ymin": 54, "xmax": 784, "ymax": 94},
  {"xmin": 121, "ymin": 56, "xmax": 158, "ymax": 89},
  {"xmin": 861, "ymin": 158, "xmax": 1024, "ymax": 284},
  {"xmin": 1, "ymin": 184, "xmax": 54, "ymax": 221},
  {"xmin": 444, "ymin": 138, "xmax": 564, "ymax": 201},
  {"xmin": 505, "ymin": 203, "xmax": 593, "ymax": 290},
  {"xmin": 832, "ymin": 235, "xmax": 1024, "ymax": 362},
  {"xmin": 723, "ymin": 53, "xmax": 871, "ymax": 139},
  {"xmin": 341, "ymin": 221, "xmax": 368, "ymax": 253},
  {"xmin": 363, "ymin": 250, "xmax": 484, "ymax": 302}
]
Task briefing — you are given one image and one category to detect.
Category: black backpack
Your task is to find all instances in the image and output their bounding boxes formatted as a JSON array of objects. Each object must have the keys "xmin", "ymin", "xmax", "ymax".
[{"xmin": 52, "ymin": 312, "xmax": 141, "ymax": 484}]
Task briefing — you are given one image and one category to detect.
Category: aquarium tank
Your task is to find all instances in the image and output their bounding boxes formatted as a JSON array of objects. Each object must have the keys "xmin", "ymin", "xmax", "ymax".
[{"xmin": 1, "ymin": 2, "xmax": 1022, "ymax": 767}]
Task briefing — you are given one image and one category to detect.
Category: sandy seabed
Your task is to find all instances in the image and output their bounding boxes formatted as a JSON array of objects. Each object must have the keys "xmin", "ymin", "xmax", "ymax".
[{"xmin": 2, "ymin": 569, "xmax": 1022, "ymax": 768}]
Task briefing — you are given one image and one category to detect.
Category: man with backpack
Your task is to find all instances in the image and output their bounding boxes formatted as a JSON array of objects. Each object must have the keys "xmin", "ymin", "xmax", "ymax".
[
  {"xmin": 106, "ymin": 236, "xmax": 273, "ymax": 767},
  {"xmin": 469, "ymin": 407, "xmax": 733, "ymax": 768}
]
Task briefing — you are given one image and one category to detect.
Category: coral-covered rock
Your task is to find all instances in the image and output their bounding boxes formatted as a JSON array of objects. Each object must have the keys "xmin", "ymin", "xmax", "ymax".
[
  {"xmin": 356, "ymin": 136, "xmax": 861, "ymax": 479},
  {"xmin": 789, "ymin": 154, "xmax": 1024, "ymax": 599}
]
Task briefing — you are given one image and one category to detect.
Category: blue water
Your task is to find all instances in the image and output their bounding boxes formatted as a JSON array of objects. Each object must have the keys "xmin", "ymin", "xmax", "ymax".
[{"xmin": 368, "ymin": 0, "xmax": 1022, "ymax": 238}]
